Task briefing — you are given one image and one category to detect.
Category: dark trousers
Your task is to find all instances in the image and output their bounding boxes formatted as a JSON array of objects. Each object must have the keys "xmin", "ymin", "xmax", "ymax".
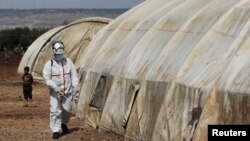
[{"xmin": 23, "ymin": 86, "xmax": 32, "ymax": 100}]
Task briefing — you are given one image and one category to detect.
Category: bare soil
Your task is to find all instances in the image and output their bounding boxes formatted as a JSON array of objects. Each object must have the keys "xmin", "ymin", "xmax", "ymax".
[{"xmin": 0, "ymin": 52, "xmax": 124, "ymax": 141}]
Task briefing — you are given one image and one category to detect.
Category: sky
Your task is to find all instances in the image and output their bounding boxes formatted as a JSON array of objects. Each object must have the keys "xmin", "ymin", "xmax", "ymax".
[{"xmin": 0, "ymin": 0, "xmax": 144, "ymax": 9}]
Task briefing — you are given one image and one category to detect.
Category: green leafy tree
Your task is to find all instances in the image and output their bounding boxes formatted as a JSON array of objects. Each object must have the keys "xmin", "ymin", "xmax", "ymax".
[{"xmin": 0, "ymin": 27, "xmax": 49, "ymax": 51}]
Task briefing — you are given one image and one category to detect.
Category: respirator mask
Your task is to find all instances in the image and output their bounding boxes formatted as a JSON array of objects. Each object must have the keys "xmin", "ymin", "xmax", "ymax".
[{"xmin": 52, "ymin": 41, "xmax": 65, "ymax": 62}]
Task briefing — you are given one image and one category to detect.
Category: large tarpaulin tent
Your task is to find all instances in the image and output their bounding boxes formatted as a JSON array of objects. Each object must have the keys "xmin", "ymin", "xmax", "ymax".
[
  {"xmin": 18, "ymin": 17, "xmax": 111, "ymax": 80},
  {"xmin": 75, "ymin": 0, "xmax": 250, "ymax": 141}
]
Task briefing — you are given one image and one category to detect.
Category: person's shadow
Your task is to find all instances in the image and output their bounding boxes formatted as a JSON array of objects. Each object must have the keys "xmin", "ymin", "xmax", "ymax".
[
  {"xmin": 69, "ymin": 127, "xmax": 80, "ymax": 134},
  {"xmin": 61, "ymin": 127, "xmax": 80, "ymax": 137}
]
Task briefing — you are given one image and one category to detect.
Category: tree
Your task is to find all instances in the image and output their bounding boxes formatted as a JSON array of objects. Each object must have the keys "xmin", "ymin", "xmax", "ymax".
[{"xmin": 0, "ymin": 27, "xmax": 49, "ymax": 51}]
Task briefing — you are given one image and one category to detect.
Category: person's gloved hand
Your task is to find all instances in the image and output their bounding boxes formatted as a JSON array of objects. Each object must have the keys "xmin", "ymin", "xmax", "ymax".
[
  {"xmin": 74, "ymin": 93, "xmax": 79, "ymax": 100},
  {"xmin": 72, "ymin": 85, "xmax": 79, "ymax": 100},
  {"xmin": 72, "ymin": 85, "xmax": 79, "ymax": 95}
]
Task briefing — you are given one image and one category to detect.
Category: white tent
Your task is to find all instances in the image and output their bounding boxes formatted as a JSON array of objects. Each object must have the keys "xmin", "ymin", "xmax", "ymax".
[
  {"xmin": 75, "ymin": 0, "xmax": 250, "ymax": 141},
  {"xmin": 18, "ymin": 17, "xmax": 111, "ymax": 80}
]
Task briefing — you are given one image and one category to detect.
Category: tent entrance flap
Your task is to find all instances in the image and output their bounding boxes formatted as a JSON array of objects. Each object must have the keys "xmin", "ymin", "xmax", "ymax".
[
  {"xmin": 89, "ymin": 75, "xmax": 107, "ymax": 109},
  {"xmin": 122, "ymin": 83, "xmax": 140, "ymax": 128}
]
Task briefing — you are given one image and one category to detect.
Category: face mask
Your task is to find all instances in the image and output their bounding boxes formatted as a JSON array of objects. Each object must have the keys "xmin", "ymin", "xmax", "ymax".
[{"xmin": 54, "ymin": 54, "xmax": 64, "ymax": 62}]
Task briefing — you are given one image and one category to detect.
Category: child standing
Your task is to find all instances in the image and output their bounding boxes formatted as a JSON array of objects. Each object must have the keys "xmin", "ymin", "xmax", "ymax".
[{"xmin": 22, "ymin": 66, "xmax": 33, "ymax": 107}]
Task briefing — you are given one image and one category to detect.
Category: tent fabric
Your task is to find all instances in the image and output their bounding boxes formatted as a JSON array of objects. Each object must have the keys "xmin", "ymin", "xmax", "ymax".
[
  {"xmin": 17, "ymin": 17, "xmax": 111, "ymax": 80},
  {"xmin": 74, "ymin": 0, "xmax": 250, "ymax": 141}
]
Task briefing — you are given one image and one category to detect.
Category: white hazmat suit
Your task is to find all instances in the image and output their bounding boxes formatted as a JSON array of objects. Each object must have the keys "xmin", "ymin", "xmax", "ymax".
[{"xmin": 43, "ymin": 42, "xmax": 79, "ymax": 134}]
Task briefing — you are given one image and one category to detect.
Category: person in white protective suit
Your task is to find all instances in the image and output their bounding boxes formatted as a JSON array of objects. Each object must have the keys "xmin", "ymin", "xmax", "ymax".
[{"xmin": 43, "ymin": 41, "xmax": 79, "ymax": 139}]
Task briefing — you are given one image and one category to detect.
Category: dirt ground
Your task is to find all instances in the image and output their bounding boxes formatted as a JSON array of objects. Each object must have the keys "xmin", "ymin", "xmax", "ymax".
[{"xmin": 0, "ymin": 52, "xmax": 124, "ymax": 141}]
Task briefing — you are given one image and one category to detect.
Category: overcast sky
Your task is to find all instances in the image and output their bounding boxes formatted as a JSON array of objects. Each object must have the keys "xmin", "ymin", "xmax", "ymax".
[{"xmin": 0, "ymin": 0, "xmax": 144, "ymax": 9}]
